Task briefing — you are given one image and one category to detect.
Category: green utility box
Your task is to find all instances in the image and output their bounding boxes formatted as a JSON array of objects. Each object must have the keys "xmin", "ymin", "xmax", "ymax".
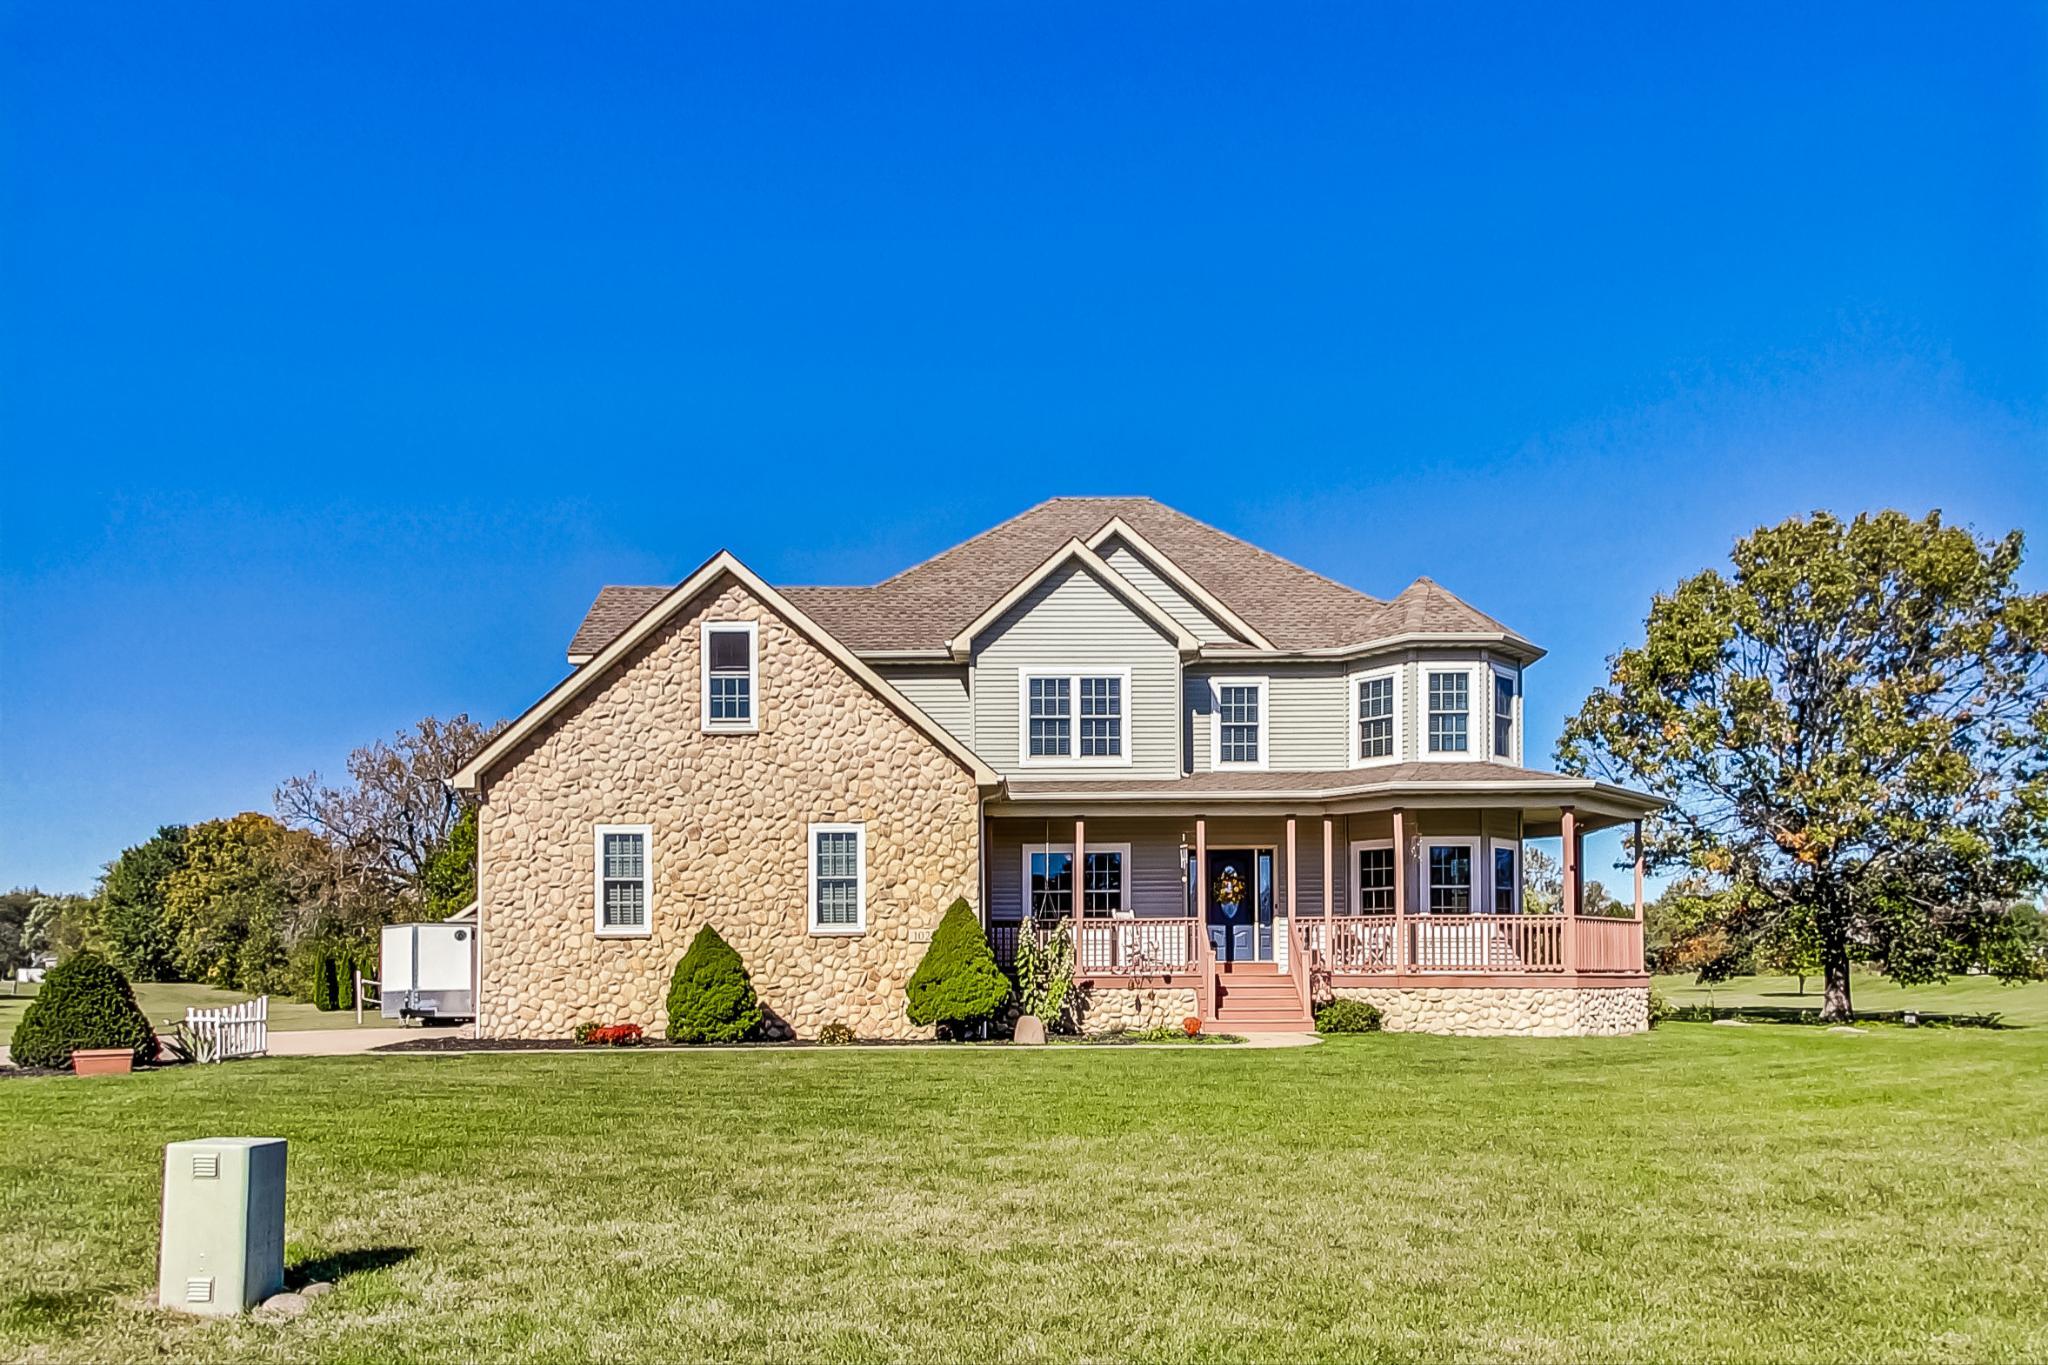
[{"xmin": 157, "ymin": 1137, "xmax": 287, "ymax": 1315}]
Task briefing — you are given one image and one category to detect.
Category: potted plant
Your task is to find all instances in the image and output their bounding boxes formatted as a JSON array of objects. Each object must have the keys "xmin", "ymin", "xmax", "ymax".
[{"xmin": 71, "ymin": 1047, "xmax": 137, "ymax": 1076}]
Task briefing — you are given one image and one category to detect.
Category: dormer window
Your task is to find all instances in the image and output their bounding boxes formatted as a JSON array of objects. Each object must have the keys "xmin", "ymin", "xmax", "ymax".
[
  {"xmin": 701, "ymin": 621, "xmax": 758, "ymax": 733},
  {"xmin": 1427, "ymin": 671, "xmax": 1469, "ymax": 753},
  {"xmin": 1020, "ymin": 670, "xmax": 1129, "ymax": 764},
  {"xmin": 1211, "ymin": 677, "xmax": 1268, "ymax": 770}
]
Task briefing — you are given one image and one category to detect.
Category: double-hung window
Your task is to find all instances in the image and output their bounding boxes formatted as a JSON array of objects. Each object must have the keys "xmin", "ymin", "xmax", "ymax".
[
  {"xmin": 595, "ymin": 824, "xmax": 651, "ymax": 937},
  {"xmin": 809, "ymin": 823, "xmax": 866, "ymax": 934},
  {"xmin": 1212, "ymin": 678, "xmax": 1267, "ymax": 769},
  {"xmin": 1494, "ymin": 845, "xmax": 1518, "ymax": 914},
  {"xmin": 702, "ymin": 621, "xmax": 758, "ymax": 732},
  {"xmin": 1493, "ymin": 671, "xmax": 1516, "ymax": 759},
  {"xmin": 1021, "ymin": 844, "xmax": 1129, "ymax": 921},
  {"xmin": 1427, "ymin": 843, "xmax": 1474, "ymax": 914},
  {"xmin": 1020, "ymin": 671, "xmax": 1128, "ymax": 764},
  {"xmin": 1356, "ymin": 843, "xmax": 1396, "ymax": 912},
  {"xmin": 1427, "ymin": 671, "xmax": 1470, "ymax": 754},
  {"xmin": 1354, "ymin": 670, "xmax": 1397, "ymax": 763}
]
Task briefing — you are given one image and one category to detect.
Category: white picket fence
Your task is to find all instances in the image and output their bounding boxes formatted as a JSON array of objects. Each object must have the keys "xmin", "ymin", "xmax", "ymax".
[{"xmin": 185, "ymin": 995, "xmax": 268, "ymax": 1062}]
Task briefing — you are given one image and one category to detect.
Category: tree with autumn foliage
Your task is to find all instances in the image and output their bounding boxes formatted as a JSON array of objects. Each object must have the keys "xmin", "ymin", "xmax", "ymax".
[{"xmin": 1559, "ymin": 510, "xmax": 2048, "ymax": 1021}]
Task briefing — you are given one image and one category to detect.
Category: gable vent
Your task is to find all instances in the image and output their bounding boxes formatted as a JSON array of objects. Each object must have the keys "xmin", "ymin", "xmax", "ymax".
[{"xmin": 191, "ymin": 1153, "xmax": 219, "ymax": 1179}]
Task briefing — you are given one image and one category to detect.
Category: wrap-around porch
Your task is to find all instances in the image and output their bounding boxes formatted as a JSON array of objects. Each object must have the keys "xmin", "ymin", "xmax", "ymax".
[{"xmin": 984, "ymin": 794, "xmax": 1651, "ymax": 1030}]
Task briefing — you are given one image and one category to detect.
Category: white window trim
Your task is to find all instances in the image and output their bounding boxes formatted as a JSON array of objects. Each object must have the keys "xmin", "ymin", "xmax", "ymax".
[
  {"xmin": 1422, "ymin": 836, "xmax": 1482, "ymax": 915},
  {"xmin": 593, "ymin": 823, "xmax": 653, "ymax": 939},
  {"xmin": 1488, "ymin": 838, "xmax": 1521, "ymax": 915},
  {"xmin": 807, "ymin": 822, "xmax": 867, "ymax": 936},
  {"xmin": 1014, "ymin": 842, "xmax": 1136, "ymax": 920},
  {"xmin": 1015, "ymin": 667, "xmax": 1134, "ymax": 768},
  {"xmin": 1420, "ymin": 663, "xmax": 1486, "ymax": 762},
  {"xmin": 1347, "ymin": 838, "xmax": 1397, "ymax": 915},
  {"xmin": 1489, "ymin": 662, "xmax": 1521, "ymax": 765},
  {"xmin": 1346, "ymin": 665, "xmax": 1403, "ymax": 768},
  {"xmin": 1208, "ymin": 675, "xmax": 1270, "ymax": 772},
  {"xmin": 700, "ymin": 619, "xmax": 760, "ymax": 734}
]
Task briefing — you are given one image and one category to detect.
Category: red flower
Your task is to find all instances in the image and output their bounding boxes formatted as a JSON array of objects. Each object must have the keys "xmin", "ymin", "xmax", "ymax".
[
  {"xmin": 1182, "ymin": 1016, "xmax": 1202, "ymax": 1037},
  {"xmin": 585, "ymin": 1023, "xmax": 644, "ymax": 1046}
]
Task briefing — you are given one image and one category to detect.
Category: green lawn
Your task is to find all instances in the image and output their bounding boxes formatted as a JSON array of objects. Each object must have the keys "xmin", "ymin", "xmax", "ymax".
[
  {"xmin": 5, "ymin": 1025, "xmax": 2045, "ymax": 1363},
  {"xmin": 1, "ymin": 981, "xmax": 401, "ymax": 1046},
  {"xmin": 1654, "ymin": 970, "xmax": 2048, "ymax": 1026}
]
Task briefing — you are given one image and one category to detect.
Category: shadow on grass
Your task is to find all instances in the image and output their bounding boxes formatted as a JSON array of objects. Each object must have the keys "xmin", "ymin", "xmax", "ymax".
[
  {"xmin": 1672, "ymin": 1004, "xmax": 2009, "ymax": 1029},
  {"xmin": 289, "ymin": 1245, "xmax": 417, "ymax": 1288},
  {"xmin": 1, "ymin": 1287, "xmax": 105, "ymax": 1334}
]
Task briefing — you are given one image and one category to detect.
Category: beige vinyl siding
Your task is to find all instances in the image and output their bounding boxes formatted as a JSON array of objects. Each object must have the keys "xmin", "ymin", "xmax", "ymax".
[
  {"xmin": 1187, "ymin": 665, "xmax": 1348, "ymax": 771},
  {"xmin": 1098, "ymin": 537, "xmax": 1240, "ymax": 644},
  {"xmin": 969, "ymin": 562, "xmax": 1182, "ymax": 779},
  {"xmin": 874, "ymin": 662, "xmax": 972, "ymax": 748}
]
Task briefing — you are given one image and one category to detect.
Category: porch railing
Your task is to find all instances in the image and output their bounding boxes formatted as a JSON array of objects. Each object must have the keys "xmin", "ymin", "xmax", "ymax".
[
  {"xmin": 1297, "ymin": 913, "xmax": 1642, "ymax": 975},
  {"xmin": 989, "ymin": 918, "xmax": 1201, "ymax": 976}
]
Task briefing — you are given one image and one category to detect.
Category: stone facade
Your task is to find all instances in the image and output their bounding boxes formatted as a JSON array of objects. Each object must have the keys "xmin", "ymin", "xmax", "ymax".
[
  {"xmin": 1334, "ymin": 984, "xmax": 1650, "ymax": 1037},
  {"xmin": 1073, "ymin": 985, "xmax": 1201, "ymax": 1034},
  {"xmin": 476, "ymin": 576, "xmax": 982, "ymax": 1041}
]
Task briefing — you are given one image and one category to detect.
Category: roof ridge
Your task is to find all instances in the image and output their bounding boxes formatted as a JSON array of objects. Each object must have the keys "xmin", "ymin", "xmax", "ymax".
[
  {"xmin": 874, "ymin": 497, "xmax": 1072, "ymax": 588},
  {"xmin": 1135, "ymin": 499, "xmax": 1386, "ymax": 609}
]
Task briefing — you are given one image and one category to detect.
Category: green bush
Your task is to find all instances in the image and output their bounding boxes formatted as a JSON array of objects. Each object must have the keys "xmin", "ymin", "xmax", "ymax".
[
  {"xmin": 816, "ymin": 1022, "xmax": 857, "ymax": 1046},
  {"xmin": 1314, "ymin": 998, "xmax": 1384, "ymax": 1034},
  {"xmin": 10, "ymin": 951, "xmax": 157, "ymax": 1069},
  {"xmin": 905, "ymin": 899, "xmax": 1011, "ymax": 1033},
  {"xmin": 1647, "ymin": 987, "xmax": 1674, "ymax": 1029},
  {"xmin": 312, "ymin": 948, "xmax": 341, "ymax": 1011},
  {"xmin": 665, "ymin": 926, "xmax": 763, "ymax": 1043}
]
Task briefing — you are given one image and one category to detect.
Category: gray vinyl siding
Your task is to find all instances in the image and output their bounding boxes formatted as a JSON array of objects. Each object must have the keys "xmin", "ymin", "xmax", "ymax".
[
  {"xmin": 1186, "ymin": 664, "xmax": 1348, "ymax": 772},
  {"xmin": 1098, "ymin": 538, "xmax": 1239, "ymax": 644},
  {"xmin": 874, "ymin": 662, "xmax": 972, "ymax": 748},
  {"xmin": 988, "ymin": 817, "xmax": 1187, "ymax": 920},
  {"xmin": 969, "ymin": 562, "xmax": 1182, "ymax": 779}
]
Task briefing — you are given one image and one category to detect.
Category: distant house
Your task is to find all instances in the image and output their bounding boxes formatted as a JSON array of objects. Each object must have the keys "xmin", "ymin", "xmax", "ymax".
[{"xmin": 455, "ymin": 497, "xmax": 1660, "ymax": 1039}]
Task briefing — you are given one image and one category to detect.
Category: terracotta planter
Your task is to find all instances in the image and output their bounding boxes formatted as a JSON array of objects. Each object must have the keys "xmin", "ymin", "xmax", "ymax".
[{"xmin": 71, "ymin": 1048, "xmax": 134, "ymax": 1076}]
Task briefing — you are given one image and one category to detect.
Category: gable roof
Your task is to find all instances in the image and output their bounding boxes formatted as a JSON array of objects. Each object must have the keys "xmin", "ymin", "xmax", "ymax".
[
  {"xmin": 943, "ymin": 538, "xmax": 1201, "ymax": 660},
  {"xmin": 459, "ymin": 551, "xmax": 1000, "ymax": 791},
  {"xmin": 566, "ymin": 497, "xmax": 1534, "ymax": 660}
]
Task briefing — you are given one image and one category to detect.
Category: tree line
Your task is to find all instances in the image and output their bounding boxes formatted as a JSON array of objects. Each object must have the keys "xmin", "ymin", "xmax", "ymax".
[{"xmin": 1, "ymin": 714, "xmax": 499, "ymax": 999}]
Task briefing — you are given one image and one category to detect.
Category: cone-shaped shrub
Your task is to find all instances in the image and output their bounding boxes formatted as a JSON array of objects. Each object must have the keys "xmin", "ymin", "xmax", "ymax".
[
  {"xmin": 666, "ymin": 925, "xmax": 763, "ymax": 1043},
  {"xmin": 312, "ymin": 949, "xmax": 341, "ymax": 1011},
  {"xmin": 10, "ymin": 952, "xmax": 156, "ymax": 1069},
  {"xmin": 905, "ymin": 898, "xmax": 1010, "ymax": 1032}
]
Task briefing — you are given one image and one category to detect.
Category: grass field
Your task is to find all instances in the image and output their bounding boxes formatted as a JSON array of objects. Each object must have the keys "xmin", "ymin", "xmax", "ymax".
[
  {"xmin": 1654, "ymin": 970, "xmax": 2048, "ymax": 1026},
  {"xmin": 5, "ymin": 1022, "xmax": 2045, "ymax": 1363},
  {"xmin": 0, "ymin": 981, "xmax": 402, "ymax": 1045}
]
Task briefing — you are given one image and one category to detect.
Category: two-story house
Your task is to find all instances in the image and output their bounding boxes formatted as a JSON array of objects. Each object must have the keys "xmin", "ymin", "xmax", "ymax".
[{"xmin": 454, "ymin": 497, "xmax": 1659, "ymax": 1039}]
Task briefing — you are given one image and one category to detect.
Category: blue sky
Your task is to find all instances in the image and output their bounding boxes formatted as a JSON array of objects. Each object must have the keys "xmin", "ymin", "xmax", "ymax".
[{"xmin": 3, "ymin": 1, "xmax": 2044, "ymax": 894}]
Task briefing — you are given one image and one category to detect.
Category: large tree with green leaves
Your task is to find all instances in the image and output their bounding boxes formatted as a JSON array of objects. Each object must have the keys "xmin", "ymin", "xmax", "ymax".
[
  {"xmin": 97, "ymin": 825, "xmax": 188, "ymax": 981},
  {"xmin": 1559, "ymin": 510, "xmax": 2048, "ymax": 1020}
]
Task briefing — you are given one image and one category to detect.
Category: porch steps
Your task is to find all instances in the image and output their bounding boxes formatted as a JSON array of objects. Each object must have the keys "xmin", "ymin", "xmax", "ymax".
[{"xmin": 1208, "ymin": 972, "xmax": 1312, "ymax": 1032}]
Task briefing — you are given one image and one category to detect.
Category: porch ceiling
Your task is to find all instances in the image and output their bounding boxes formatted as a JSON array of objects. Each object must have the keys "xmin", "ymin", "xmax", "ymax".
[{"xmin": 991, "ymin": 762, "xmax": 1662, "ymax": 832}]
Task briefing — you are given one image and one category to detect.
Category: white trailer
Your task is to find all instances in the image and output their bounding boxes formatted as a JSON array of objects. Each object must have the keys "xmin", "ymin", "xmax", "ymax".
[{"xmin": 379, "ymin": 920, "xmax": 476, "ymax": 1022}]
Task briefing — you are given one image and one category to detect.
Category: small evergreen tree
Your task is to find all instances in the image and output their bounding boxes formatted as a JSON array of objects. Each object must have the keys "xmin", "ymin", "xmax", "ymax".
[
  {"xmin": 906, "ymin": 899, "xmax": 1010, "ymax": 1034},
  {"xmin": 10, "ymin": 951, "xmax": 156, "ymax": 1069},
  {"xmin": 312, "ymin": 948, "xmax": 341, "ymax": 1011},
  {"xmin": 666, "ymin": 926, "xmax": 763, "ymax": 1043}
]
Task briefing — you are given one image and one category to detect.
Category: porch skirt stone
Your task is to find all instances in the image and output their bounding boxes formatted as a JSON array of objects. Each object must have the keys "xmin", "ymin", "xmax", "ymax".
[{"xmin": 1333, "ymin": 985, "xmax": 1649, "ymax": 1037}]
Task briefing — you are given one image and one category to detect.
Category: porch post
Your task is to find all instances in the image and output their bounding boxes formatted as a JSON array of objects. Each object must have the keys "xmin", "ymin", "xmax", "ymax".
[
  {"xmin": 1322, "ymin": 816, "xmax": 1334, "ymax": 928},
  {"xmin": 1633, "ymin": 818, "xmax": 1645, "ymax": 917},
  {"xmin": 1392, "ymin": 807, "xmax": 1407, "ymax": 972},
  {"xmin": 1560, "ymin": 806, "xmax": 1579, "ymax": 973},
  {"xmin": 1285, "ymin": 815, "xmax": 1297, "ymax": 963},
  {"xmin": 1074, "ymin": 817, "xmax": 1086, "ymax": 970},
  {"xmin": 1194, "ymin": 817, "xmax": 1209, "ymax": 1016}
]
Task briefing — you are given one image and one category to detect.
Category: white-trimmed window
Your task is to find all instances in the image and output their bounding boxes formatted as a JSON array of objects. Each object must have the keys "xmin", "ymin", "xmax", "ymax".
[
  {"xmin": 1019, "ymin": 844, "xmax": 1131, "ymax": 920},
  {"xmin": 1351, "ymin": 840, "xmax": 1396, "ymax": 913},
  {"xmin": 594, "ymin": 824, "xmax": 652, "ymax": 937},
  {"xmin": 808, "ymin": 822, "xmax": 866, "ymax": 934},
  {"xmin": 1426, "ymin": 670, "xmax": 1470, "ymax": 754},
  {"xmin": 1350, "ymin": 667, "xmax": 1399, "ymax": 764},
  {"xmin": 1211, "ymin": 677, "xmax": 1268, "ymax": 769},
  {"xmin": 1426, "ymin": 840, "xmax": 1477, "ymax": 914},
  {"xmin": 701, "ymin": 621, "xmax": 759, "ymax": 732},
  {"xmin": 1493, "ymin": 843, "xmax": 1519, "ymax": 914},
  {"xmin": 1492, "ymin": 668, "xmax": 1517, "ymax": 760},
  {"xmin": 1019, "ymin": 670, "xmax": 1130, "ymax": 765}
]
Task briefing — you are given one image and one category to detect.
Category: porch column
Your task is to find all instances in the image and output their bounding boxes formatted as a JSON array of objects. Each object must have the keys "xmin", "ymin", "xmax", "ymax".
[
  {"xmin": 1074, "ymin": 818, "xmax": 1086, "ymax": 970},
  {"xmin": 1392, "ymin": 807, "xmax": 1407, "ymax": 972},
  {"xmin": 1322, "ymin": 816, "xmax": 1334, "ymax": 929},
  {"xmin": 1285, "ymin": 815, "xmax": 1298, "ymax": 962},
  {"xmin": 1194, "ymin": 817, "xmax": 1209, "ymax": 1015},
  {"xmin": 1633, "ymin": 819, "xmax": 1645, "ymax": 917},
  {"xmin": 1560, "ymin": 806, "xmax": 1579, "ymax": 973}
]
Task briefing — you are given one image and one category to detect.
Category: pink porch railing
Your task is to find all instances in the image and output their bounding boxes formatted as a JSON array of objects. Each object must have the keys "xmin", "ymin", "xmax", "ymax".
[
  {"xmin": 1296, "ymin": 913, "xmax": 1643, "ymax": 975},
  {"xmin": 988, "ymin": 918, "xmax": 1201, "ymax": 977}
]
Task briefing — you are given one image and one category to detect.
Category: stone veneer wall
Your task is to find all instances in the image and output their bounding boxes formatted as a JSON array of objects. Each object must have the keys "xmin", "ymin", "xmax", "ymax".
[
  {"xmin": 477, "ymin": 576, "xmax": 982, "ymax": 1041},
  {"xmin": 1074, "ymin": 986, "xmax": 1201, "ymax": 1034},
  {"xmin": 1333, "ymin": 985, "xmax": 1649, "ymax": 1037}
]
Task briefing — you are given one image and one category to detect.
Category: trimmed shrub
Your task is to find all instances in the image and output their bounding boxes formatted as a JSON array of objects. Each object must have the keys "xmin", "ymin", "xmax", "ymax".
[
  {"xmin": 1647, "ymin": 987, "xmax": 1674, "ymax": 1029},
  {"xmin": 817, "ymin": 1022, "xmax": 857, "ymax": 1046},
  {"xmin": 312, "ymin": 949, "xmax": 341, "ymax": 1012},
  {"xmin": 905, "ymin": 899, "xmax": 1011, "ymax": 1034},
  {"xmin": 10, "ymin": 952, "xmax": 157, "ymax": 1069},
  {"xmin": 1315, "ymin": 998, "xmax": 1384, "ymax": 1034},
  {"xmin": 666, "ymin": 926, "xmax": 763, "ymax": 1043}
]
